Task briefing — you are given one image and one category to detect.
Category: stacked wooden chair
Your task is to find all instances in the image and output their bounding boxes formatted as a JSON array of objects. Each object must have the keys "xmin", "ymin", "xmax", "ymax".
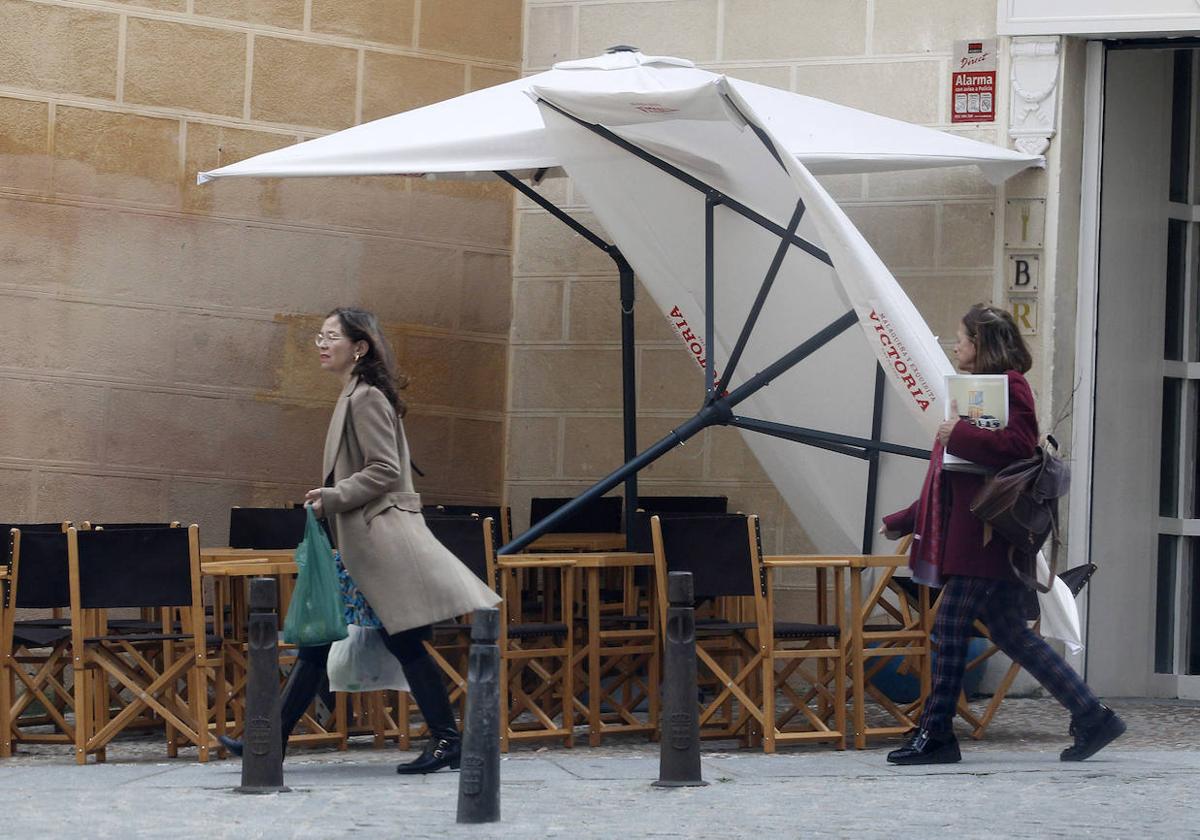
[
  {"xmin": 1, "ymin": 524, "xmax": 76, "ymax": 757},
  {"xmin": 66, "ymin": 524, "xmax": 222, "ymax": 763},
  {"xmin": 650, "ymin": 513, "xmax": 848, "ymax": 752}
]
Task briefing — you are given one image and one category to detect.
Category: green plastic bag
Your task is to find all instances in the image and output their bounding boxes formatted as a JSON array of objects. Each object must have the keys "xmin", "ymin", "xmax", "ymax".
[{"xmin": 283, "ymin": 506, "xmax": 348, "ymax": 647}]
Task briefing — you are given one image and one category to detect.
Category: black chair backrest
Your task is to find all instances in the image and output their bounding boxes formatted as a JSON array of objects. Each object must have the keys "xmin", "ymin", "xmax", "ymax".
[
  {"xmin": 425, "ymin": 516, "xmax": 491, "ymax": 586},
  {"xmin": 655, "ymin": 513, "xmax": 755, "ymax": 601},
  {"xmin": 89, "ymin": 522, "xmax": 176, "ymax": 530},
  {"xmin": 229, "ymin": 507, "xmax": 307, "ymax": 550},
  {"xmin": 10, "ymin": 529, "xmax": 71, "ymax": 609},
  {"xmin": 530, "ymin": 496, "xmax": 622, "ymax": 533},
  {"xmin": 3, "ymin": 523, "xmax": 64, "ymax": 561},
  {"xmin": 1059, "ymin": 563, "xmax": 1098, "ymax": 597},
  {"xmin": 74, "ymin": 527, "xmax": 194, "ymax": 609},
  {"xmin": 638, "ymin": 495, "xmax": 728, "ymax": 514}
]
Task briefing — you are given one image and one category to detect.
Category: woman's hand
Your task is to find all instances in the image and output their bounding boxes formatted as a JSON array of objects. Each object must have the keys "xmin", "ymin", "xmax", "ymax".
[
  {"xmin": 304, "ymin": 488, "xmax": 325, "ymax": 518},
  {"xmin": 936, "ymin": 419, "xmax": 958, "ymax": 446},
  {"xmin": 878, "ymin": 524, "xmax": 902, "ymax": 540}
]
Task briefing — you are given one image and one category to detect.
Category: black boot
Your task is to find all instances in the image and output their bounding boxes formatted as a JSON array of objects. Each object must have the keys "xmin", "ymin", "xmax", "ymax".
[
  {"xmin": 886, "ymin": 728, "xmax": 962, "ymax": 765},
  {"xmin": 396, "ymin": 655, "xmax": 461, "ymax": 775},
  {"xmin": 1061, "ymin": 704, "xmax": 1126, "ymax": 762},
  {"xmin": 218, "ymin": 659, "xmax": 326, "ymax": 759}
]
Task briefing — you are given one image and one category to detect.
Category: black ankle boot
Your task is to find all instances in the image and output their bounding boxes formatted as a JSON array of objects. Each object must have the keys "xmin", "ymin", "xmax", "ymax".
[
  {"xmin": 218, "ymin": 659, "xmax": 325, "ymax": 760},
  {"xmin": 396, "ymin": 735, "xmax": 462, "ymax": 775},
  {"xmin": 396, "ymin": 655, "xmax": 460, "ymax": 775},
  {"xmin": 886, "ymin": 728, "xmax": 962, "ymax": 765},
  {"xmin": 1061, "ymin": 705, "xmax": 1126, "ymax": 762}
]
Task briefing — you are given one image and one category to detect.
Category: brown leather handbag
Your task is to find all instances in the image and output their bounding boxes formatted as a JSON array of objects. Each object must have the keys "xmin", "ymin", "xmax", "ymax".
[{"xmin": 969, "ymin": 435, "xmax": 1071, "ymax": 592}]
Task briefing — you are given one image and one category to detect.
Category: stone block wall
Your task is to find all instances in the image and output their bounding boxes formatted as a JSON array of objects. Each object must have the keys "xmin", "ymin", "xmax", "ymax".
[
  {"xmin": 0, "ymin": 0, "xmax": 522, "ymax": 544},
  {"xmin": 515, "ymin": 0, "xmax": 1014, "ymax": 611}
]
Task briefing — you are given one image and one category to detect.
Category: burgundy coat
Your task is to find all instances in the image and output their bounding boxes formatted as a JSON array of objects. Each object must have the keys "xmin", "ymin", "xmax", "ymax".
[{"xmin": 883, "ymin": 370, "xmax": 1039, "ymax": 582}]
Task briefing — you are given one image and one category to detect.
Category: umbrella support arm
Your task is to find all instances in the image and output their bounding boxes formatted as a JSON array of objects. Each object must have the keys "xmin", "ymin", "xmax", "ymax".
[
  {"xmin": 495, "ymin": 170, "xmax": 640, "ymax": 543},
  {"xmin": 498, "ymin": 402, "xmax": 726, "ymax": 555},
  {"xmin": 726, "ymin": 416, "xmax": 931, "ymax": 462}
]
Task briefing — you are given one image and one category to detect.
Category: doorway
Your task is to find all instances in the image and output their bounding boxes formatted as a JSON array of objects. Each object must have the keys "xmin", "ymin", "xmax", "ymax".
[{"xmin": 1088, "ymin": 46, "xmax": 1200, "ymax": 698}]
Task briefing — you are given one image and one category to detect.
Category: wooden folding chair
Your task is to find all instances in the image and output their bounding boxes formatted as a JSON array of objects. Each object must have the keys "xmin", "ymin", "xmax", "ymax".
[
  {"xmin": 651, "ymin": 514, "xmax": 848, "ymax": 751},
  {"xmin": 490, "ymin": 529, "xmax": 575, "ymax": 750},
  {"xmin": 1, "ymin": 526, "xmax": 77, "ymax": 757},
  {"xmin": 67, "ymin": 525, "xmax": 221, "ymax": 764},
  {"xmin": 650, "ymin": 513, "xmax": 765, "ymax": 745},
  {"xmin": 845, "ymin": 536, "xmax": 934, "ymax": 749}
]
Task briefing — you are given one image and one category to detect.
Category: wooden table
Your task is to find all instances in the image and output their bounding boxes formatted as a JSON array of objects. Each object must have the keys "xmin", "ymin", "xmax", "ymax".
[
  {"xmin": 582, "ymin": 551, "xmax": 657, "ymax": 746},
  {"xmin": 526, "ymin": 532, "xmax": 627, "ymax": 553},
  {"xmin": 200, "ymin": 548, "xmax": 346, "ymax": 752},
  {"xmin": 845, "ymin": 554, "xmax": 931, "ymax": 749},
  {"xmin": 517, "ymin": 550, "xmax": 656, "ymax": 746}
]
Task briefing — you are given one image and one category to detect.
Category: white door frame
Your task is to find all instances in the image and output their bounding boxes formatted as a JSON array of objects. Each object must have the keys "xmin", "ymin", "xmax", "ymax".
[{"xmin": 1068, "ymin": 40, "xmax": 1106, "ymax": 680}]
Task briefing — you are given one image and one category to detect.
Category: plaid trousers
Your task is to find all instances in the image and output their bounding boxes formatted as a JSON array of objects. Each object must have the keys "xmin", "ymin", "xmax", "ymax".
[{"xmin": 919, "ymin": 574, "xmax": 1099, "ymax": 734}]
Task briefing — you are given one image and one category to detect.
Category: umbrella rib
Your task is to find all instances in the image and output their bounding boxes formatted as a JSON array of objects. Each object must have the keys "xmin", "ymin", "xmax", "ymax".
[
  {"xmin": 495, "ymin": 169, "xmax": 613, "ymax": 253},
  {"xmin": 730, "ymin": 416, "xmax": 931, "ymax": 461},
  {"xmin": 536, "ymin": 98, "xmax": 833, "ymax": 267},
  {"xmin": 715, "ymin": 197, "xmax": 807, "ymax": 397}
]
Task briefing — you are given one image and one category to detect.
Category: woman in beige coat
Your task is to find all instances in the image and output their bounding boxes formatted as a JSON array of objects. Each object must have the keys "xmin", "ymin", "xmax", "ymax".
[{"xmin": 221, "ymin": 307, "xmax": 500, "ymax": 774}]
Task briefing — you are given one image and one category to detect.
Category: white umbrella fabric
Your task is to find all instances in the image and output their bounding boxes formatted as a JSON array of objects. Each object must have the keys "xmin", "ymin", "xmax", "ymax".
[{"xmin": 199, "ymin": 51, "xmax": 1038, "ymax": 185}]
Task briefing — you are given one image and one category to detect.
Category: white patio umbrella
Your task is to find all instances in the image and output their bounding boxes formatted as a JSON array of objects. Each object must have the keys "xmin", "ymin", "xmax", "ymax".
[
  {"xmin": 199, "ymin": 50, "xmax": 1037, "ymax": 185},
  {"xmin": 196, "ymin": 54, "xmax": 1032, "ymax": 556}
]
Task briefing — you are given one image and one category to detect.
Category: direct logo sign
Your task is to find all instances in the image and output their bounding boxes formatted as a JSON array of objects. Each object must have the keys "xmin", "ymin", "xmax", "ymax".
[{"xmin": 634, "ymin": 103, "xmax": 679, "ymax": 115}]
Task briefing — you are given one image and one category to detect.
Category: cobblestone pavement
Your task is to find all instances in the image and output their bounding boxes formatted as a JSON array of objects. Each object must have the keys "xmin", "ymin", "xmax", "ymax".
[{"xmin": 2, "ymin": 698, "xmax": 1198, "ymax": 839}]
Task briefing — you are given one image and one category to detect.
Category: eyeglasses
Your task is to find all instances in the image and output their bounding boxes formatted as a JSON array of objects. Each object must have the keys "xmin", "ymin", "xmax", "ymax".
[{"xmin": 314, "ymin": 332, "xmax": 346, "ymax": 347}]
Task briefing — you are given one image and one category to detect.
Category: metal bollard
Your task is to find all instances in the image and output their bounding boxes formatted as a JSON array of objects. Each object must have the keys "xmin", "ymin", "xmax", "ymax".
[
  {"xmin": 456, "ymin": 608, "xmax": 501, "ymax": 824},
  {"xmin": 652, "ymin": 571, "xmax": 708, "ymax": 787},
  {"xmin": 236, "ymin": 577, "xmax": 289, "ymax": 794}
]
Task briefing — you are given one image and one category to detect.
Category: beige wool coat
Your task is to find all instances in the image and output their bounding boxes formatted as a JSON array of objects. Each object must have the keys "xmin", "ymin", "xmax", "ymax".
[{"xmin": 318, "ymin": 376, "xmax": 500, "ymax": 633}]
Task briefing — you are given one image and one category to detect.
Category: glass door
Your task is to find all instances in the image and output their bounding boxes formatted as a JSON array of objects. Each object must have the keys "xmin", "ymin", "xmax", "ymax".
[{"xmin": 1155, "ymin": 50, "xmax": 1200, "ymax": 698}]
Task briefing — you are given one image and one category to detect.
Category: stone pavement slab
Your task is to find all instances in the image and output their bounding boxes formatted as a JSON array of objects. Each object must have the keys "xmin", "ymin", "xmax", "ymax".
[{"xmin": 2, "ymin": 699, "xmax": 1198, "ymax": 839}]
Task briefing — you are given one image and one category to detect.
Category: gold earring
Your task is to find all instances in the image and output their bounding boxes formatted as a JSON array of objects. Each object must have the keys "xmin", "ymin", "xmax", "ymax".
[{"xmin": 354, "ymin": 352, "xmax": 362, "ymax": 362}]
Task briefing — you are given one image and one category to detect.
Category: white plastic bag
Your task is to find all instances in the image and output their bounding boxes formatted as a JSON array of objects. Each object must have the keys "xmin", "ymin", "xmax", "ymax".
[
  {"xmin": 1035, "ymin": 550, "xmax": 1084, "ymax": 654},
  {"xmin": 327, "ymin": 624, "xmax": 409, "ymax": 692}
]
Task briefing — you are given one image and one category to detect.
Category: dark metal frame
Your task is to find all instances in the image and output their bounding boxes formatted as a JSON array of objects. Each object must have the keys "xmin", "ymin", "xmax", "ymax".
[{"xmin": 496, "ymin": 96, "xmax": 931, "ymax": 555}]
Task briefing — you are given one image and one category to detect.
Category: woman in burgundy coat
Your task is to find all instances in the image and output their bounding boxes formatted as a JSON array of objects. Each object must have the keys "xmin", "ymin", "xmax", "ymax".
[{"xmin": 882, "ymin": 304, "xmax": 1124, "ymax": 765}]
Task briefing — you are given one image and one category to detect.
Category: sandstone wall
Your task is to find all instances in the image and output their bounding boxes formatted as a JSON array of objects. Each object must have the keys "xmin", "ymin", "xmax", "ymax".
[{"xmin": 0, "ymin": 0, "xmax": 523, "ymax": 544}]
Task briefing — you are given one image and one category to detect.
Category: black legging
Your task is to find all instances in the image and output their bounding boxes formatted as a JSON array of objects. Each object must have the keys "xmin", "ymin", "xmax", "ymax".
[{"xmin": 296, "ymin": 624, "xmax": 434, "ymax": 667}]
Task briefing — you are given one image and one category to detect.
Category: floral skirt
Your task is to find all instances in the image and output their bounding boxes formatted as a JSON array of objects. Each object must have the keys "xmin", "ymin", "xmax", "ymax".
[{"xmin": 334, "ymin": 550, "xmax": 383, "ymax": 629}]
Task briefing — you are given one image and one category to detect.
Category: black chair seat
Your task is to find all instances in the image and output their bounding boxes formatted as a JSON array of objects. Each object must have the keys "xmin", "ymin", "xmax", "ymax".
[
  {"xmin": 14, "ymin": 617, "xmax": 71, "ymax": 628},
  {"xmin": 108, "ymin": 618, "xmax": 166, "ymax": 632},
  {"xmin": 84, "ymin": 631, "xmax": 196, "ymax": 644},
  {"xmin": 696, "ymin": 620, "xmax": 757, "ymax": 634},
  {"xmin": 13, "ymin": 624, "xmax": 71, "ymax": 648},
  {"xmin": 506, "ymin": 622, "xmax": 568, "ymax": 638},
  {"xmin": 774, "ymin": 622, "xmax": 840, "ymax": 639},
  {"xmin": 598, "ymin": 614, "xmax": 650, "ymax": 627}
]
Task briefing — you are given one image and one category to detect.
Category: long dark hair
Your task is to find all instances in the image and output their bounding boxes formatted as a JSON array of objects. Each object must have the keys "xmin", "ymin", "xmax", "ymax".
[
  {"xmin": 329, "ymin": 307, "xmax": 409, "ymax": 417},
  {"xmin": 962, "ymin": 303, "xmax": 1032, "ymax": 375}
]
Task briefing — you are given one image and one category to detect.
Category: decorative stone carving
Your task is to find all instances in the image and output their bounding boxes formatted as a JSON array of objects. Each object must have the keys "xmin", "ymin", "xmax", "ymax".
[{"xmin": 1009, "ymin": 36, "xmax": 1061, "ymax": 157}]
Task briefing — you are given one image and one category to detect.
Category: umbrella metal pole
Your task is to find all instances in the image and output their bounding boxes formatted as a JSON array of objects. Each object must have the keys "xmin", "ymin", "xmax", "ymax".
[
  {"xmin": 616, "ymin": 251, "xmax": 639, "ymax": 539},
  {"xmin": 861, "ymin": 364, "xmax": 888, "ymax": 553},
  {"xmin": 495, "ymin": 170, "xmax": 639, "ymax": 544}
]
